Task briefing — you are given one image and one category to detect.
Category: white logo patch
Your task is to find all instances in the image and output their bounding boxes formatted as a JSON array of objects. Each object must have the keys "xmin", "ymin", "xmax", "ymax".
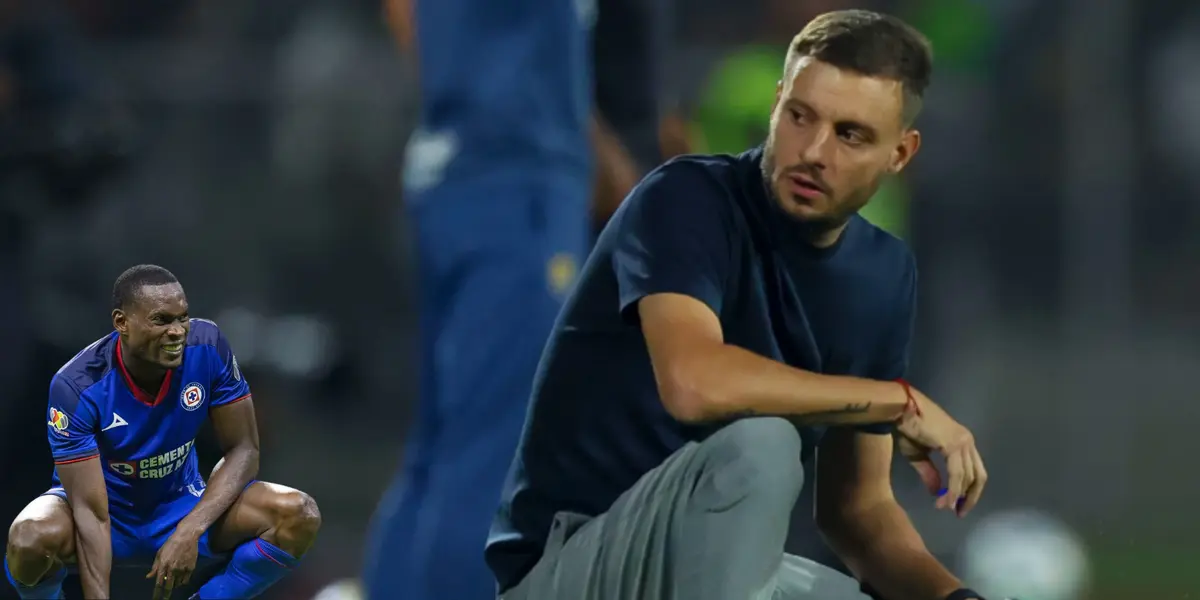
[
  {"xmin": 180, "ymin": 383, "xmax": 206, "ymax": 411},
  {"xmin": 186, "ymin": 482, "xmax": 206, "ymax": 498},
  {"xmin": 101, "ymin": 413, "xmax": 128, "ymax": 432}
]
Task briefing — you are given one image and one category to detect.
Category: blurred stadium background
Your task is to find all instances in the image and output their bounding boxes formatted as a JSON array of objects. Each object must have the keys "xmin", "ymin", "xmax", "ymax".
[{"xmin": 2, "ymin": 0, "xmax": 1197, "ymax": 598}]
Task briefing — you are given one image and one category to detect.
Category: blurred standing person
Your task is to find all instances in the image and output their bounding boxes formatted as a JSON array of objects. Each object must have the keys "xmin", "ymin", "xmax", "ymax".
[{"xmin": 361, "ymin": 0, "xmax": 651, "ymax": 597}]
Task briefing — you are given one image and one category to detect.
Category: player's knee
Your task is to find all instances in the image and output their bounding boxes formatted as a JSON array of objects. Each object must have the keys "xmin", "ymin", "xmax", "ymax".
[
  {"xmin": 7, "ymin": 515, "xmax": 68, "ymax": 558},
  {"xmin": 6, "ymin": 516, "xmax": 69, "ymax": 583},
  {"xmin": 271, "ymin": 490, "xmax": 321, "ymax": 543},
  {"xmin": 692, "ymin": 417, "xmax": 804, "ymax": 507}
]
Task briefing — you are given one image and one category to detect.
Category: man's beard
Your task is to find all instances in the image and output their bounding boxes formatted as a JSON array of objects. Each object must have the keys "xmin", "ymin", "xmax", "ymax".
[{"xmin": 759, "ymin": 144, "xmax": 853, "ymax": 236}]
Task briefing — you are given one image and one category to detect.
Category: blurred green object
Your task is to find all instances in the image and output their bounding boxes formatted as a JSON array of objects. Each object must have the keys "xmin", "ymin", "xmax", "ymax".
[
  {"xmin": 691, "ymin": 46, "xmax": 909, "ymax": 239},
  {"xmin": 902, "ymin": 0, "xmax": 995, "ymax": 72}
]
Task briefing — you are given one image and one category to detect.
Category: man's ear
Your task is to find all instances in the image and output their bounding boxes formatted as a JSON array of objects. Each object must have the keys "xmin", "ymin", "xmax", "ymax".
[{"xmin": 889, "ymin": 128, "xmax": 921, "ymax": 174}]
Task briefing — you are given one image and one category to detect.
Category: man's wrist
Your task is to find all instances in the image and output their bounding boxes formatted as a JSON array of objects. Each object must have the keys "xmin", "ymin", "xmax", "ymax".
[
  {"xmin": 869, "ymin": 378, "xmax": 916, "ymax": 425},
  {"xmin": 894, "ymin": 378, "xmax": 921, "ymax": 419},
  {"xmin": 174, "ymin": 519, "xmax": 206, "ymax": 540},
  {"xmin": 860, "ymin": 378, "xmax": 910, "ymax": 417}
]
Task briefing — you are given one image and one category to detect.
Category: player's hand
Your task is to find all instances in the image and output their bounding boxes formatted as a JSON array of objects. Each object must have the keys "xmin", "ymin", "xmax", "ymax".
[
  {"xmin": 147, "ymin": 530, "xmax": 200, "ymax": 599},
  {"xmin": 895, "ymin": 390, "xmax": 987, "ymax": 517}
]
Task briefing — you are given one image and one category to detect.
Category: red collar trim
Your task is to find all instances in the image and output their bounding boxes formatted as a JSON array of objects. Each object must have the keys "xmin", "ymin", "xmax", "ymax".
[{"xmin": 115, "ymin": 340, "xmax": 174, "ymax": 407}]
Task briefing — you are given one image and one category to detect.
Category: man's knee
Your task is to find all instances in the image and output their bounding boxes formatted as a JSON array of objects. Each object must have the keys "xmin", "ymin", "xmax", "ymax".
[
  {"xmin": 692, "ymin": 417, "xmax": 804, "ymax": 509},
  {"xmin": 6, "ymin": 513, "xmax": 71, "ymax": 584},
  {"xmin": 267, "ymin": 490, "xmax": 321, "ymax": 546}
]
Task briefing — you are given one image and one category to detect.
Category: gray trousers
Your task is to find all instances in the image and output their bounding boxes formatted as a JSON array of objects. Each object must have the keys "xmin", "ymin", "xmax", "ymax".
[{"xmin": 501, "ymin": 418, "xmax": 871, "ymax": 600}]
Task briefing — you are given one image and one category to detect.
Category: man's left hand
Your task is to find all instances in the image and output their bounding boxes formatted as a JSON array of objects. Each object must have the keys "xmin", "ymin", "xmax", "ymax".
[
  {"xmin": 147, "ymin": 529, "xmax": 201, "ymax": 599},
  {"xmin": 895, "ymin": 397, "xmax": 988, "ymax": 517}
]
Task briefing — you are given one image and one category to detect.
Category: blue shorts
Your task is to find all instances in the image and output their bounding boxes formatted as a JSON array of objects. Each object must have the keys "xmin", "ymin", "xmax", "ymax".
[{"xmin": 42, "ymin": 480, "xmax": 253, "ymax": 568}]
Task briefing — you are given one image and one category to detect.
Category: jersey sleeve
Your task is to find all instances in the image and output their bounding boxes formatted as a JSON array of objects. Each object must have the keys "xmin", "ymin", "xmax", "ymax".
[
  {"xmin": 612, "ymin": 162, "xmax": 735, "ymax": 323},
  {"xmin": 46, "ymin": 376, "xmax": 100, "ymax": 465},
  {"xmin": 209, "ymin": 328, "xmax": 251, "ymax": 408},
  {"xmin": 856, "ymin": 256, "xmax": 918, "ymax": 435}
]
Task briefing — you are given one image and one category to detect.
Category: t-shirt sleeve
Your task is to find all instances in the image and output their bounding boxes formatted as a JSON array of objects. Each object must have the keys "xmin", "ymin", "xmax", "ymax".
[
  {"xmin": 46, "ymin": 376, "xmax": 100, "ymax": 465},
  {"xmin": 855, "ymin": 255, "xmax": 918, "ymax": 435},
  {"xmin": 208, "ymin": 328, "xmax": 251, "ymax": 408},
  {"xmin": 612, "ymin": 163, "xmax": 735, "ymax": 322},
  {"xmin": 874, "ymin": 254, "xmax": 918, "ymax": 381}
]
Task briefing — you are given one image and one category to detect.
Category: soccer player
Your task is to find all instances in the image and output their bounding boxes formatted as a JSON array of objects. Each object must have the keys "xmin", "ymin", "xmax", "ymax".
[
  {"xmin": 362, "ymin": 0, "xmax": 644, "ymax": 598},
  {"xmin": 487, "ymin": 10, "xmax": 991, "ymax": 600},
  {"xmin": 4, "ymin": 265, "xmax": 321, "ymax": 600}
]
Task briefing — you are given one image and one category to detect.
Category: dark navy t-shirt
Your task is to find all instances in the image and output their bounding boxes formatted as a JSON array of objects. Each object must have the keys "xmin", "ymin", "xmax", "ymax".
[{"xmin": 486, "ymin": 148, "xmax": 917, "ymax": 592}]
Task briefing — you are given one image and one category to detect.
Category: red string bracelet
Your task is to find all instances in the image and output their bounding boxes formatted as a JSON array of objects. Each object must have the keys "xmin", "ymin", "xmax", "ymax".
[{"xmin": 894, "ymin": 378, "xmax": 921, "ymax": 418}]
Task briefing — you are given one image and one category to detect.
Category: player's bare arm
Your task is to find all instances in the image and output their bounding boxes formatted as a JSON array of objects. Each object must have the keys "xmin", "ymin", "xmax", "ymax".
[
  {"xmin": 816, "ymin": 428, "xmax": 963, "ymax": 600},
  {"xmin": 58, "ymin": 457, "xmax": 112, "ymax": 599},
  {"xmin": 638, "ymin": 292, "xmax": 910, "ymax": 424},
  {"xmin": 147, "ymin": 398, "xmax": 260, "ymax": 599},
  {"xmin": 181, "ymin": 398, "xmax": 261, "ymax": 537}
]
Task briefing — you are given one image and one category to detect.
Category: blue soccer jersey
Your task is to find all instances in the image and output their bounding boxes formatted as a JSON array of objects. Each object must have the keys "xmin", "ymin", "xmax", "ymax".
[
  {"xmin": 403, "ymin": 0, "xmax": 594, "ymax": 190},
  {"xmin": 47, "ymin": 319, "xmax": 250, "ymax": 517}
]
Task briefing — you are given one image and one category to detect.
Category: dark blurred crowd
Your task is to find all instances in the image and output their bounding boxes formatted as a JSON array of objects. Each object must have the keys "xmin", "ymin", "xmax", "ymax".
[{"xmin": 1, "ymin": 0, "xmax": 133, "ymax": 535}]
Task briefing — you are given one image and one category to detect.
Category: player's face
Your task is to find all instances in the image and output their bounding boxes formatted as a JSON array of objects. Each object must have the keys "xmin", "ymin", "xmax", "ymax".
[
  {"xmin": 113, "ymin": 283, "xmax": 190, "ymax": 369},
  {"xmin": 762, "ymin": 57, "xmax": 921, "ymax": 236}
]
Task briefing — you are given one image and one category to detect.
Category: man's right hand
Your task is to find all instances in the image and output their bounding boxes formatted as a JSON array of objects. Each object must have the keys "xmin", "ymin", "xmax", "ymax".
[{"xmin": 895, "ymin": 388, "xmax": 988, "ymax": 517}]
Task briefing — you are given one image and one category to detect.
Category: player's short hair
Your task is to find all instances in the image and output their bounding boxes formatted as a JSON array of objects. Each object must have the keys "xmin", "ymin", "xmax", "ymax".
[
  {"xmin": 785, "ymin": 10, "xmax": 933, "ymax": 124},
  {"xmin": 112, "ymin": 264, "xmax": 179, "ymax": 311}
]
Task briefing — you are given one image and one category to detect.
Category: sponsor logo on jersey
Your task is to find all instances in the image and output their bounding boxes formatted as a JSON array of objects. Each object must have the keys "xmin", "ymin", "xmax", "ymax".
[
  {"xmin": 135, "ymin": 439, "xmax": 196, "ymax": 479},
  {"xmin": 109, "ymin": 461, "xmax": 136, "ymax": 477},
  {"xmin": 47, "ymin": 407, "xmax": 69, "ymax": 436},
  {"xmin": 181, "ymin": 382, "xmax": 206, "ymax": 411}
]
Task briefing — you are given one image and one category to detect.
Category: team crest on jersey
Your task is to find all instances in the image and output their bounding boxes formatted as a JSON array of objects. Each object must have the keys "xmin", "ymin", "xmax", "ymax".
[
  {"xmin": 181, "ymin": 382, "xmax": 206, "ymax": 411},
  {"xmin": 47, "ymin": 407, "xmax": 69, "ymax": 436}
]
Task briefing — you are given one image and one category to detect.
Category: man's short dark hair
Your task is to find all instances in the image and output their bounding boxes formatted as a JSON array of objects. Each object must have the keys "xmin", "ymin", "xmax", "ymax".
[
  {"xmin": 786, "ymin": 10, "xmax": 933, "ymax": 124},
  {"xmin": 112, "ymin": 264, "xmax": 179, "ymax": 311}
]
